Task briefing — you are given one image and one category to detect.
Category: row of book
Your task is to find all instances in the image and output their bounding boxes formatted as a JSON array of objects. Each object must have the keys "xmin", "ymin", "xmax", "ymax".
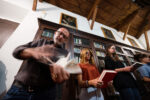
[
  {"xmin": 42, "ymin": 30, "xmax": 54, "ymax": 38},
  {"xmin": 74, "ymin": 37, "xmax": 82, "ymax": 45},
  {"xmin": 96, "ymin": 51, "xmax": 105, "ymax": 57},
  {"xmin": 94, "ymin": 42, "xmax": 105, "ymax": 49},
  {"xmin": 74, "ymin": 37, "xmax": 90, "ymax": 46}
]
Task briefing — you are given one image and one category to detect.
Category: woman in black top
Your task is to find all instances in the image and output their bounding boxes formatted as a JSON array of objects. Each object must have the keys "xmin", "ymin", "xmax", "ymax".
[{"xmin": 104, "ymin": 44, "xmax": 141, "ymax": 100}]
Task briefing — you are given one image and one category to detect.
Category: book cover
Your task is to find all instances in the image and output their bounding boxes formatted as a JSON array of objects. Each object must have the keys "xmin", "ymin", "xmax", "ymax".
[
  {"xmin": 131, "ymin": 62, "xmax": 143, "ymax": 69},
  {"xmin": 99, "ymin": 70, "xmax": 117, "ymax": 88}
]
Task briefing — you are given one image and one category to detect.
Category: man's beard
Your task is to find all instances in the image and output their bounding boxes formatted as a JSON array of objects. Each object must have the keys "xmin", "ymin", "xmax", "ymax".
[{"xmin": 54, "ymin": 37, "xmax": 63, "ymax": 45}]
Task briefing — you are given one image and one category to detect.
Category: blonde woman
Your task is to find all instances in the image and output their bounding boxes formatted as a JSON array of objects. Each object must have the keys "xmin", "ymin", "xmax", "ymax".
[{"xmin": 77, "ymin": 48, "xmax": 104, "ymax": 100}]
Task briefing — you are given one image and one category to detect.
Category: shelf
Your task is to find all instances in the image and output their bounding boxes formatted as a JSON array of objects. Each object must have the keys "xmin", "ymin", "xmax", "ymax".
[
  {"xmin": 93, "ymin": 42, "xmax": 105, "ymax": 49},
  {"xmin": 95, "ymin": 48, "xmax": 105, "ymax": 52},
  {"xmin": 74, "ymin": 44, "xmax": 91, "ymax": 48}
]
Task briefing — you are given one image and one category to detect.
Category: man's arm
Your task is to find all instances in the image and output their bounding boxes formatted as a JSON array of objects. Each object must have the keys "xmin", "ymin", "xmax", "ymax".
[
  {"xmin": 143, "ymin": 77, "xmax": 150, "ymax": 82},
  {"xmin": 13, "ymin": 39, "xmax": 45, "ymax": 60},
  {"xmin": 138, "ymin": 66, "xmax": 150, "ymax": 82}
]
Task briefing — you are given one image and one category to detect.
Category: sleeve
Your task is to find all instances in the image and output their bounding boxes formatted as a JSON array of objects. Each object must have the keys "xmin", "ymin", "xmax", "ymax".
[
  {"xmin": 138, "ymin": 66, "xmax": 149, "ymax": 78},
  {"xmin": 12, "ymin": 39, "xmax": 45, "ymax": 59},
  {"xmin": 104, "ymin": 56, "xmax": 115, "ymax": 70}
]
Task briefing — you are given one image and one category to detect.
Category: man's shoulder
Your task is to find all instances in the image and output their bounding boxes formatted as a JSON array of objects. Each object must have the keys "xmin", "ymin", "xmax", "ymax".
[{"xmin": 137, "ymin": 65, "xmax": 148, "ymax": 71}]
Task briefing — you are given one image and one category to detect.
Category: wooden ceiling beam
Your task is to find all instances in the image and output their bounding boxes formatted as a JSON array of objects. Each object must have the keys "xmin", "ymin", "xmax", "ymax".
[
  {"xmin": 123, "ymin": 23, "xmax": 131, "ymax": 40},
  {"xmin": 136, "ymin": 9, "xmax": 150, "ymax": 38},
  {"xmin": 115, "ymin": 9, "xmax": 139, "ymax": 31},
  {"xmin": 39, "ymin": 0, "xmax": 43, "ymax": 2},
  {"xmin": 90, "ymin": 6, "xmax": 98, "ymax": 30},
  {"xmin": 144, "ymin": 31, "xmax": 149, "ymax": 50},
  {"xmin": 87, "ymin": 0, "xmax": 101, "ymax": 20},
  {"xmin": 32, "ymin": 0, "xmax": 37, "ymax": 11}
]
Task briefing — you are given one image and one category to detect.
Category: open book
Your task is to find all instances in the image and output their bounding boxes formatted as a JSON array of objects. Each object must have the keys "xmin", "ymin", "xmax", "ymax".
[
  {"xmin": 131, "ymin": 62, "xmax": 143, "ymax": 68},
  {"xmin": 99, "ymin": 70, "xmax": 117, "ymax": 88},
  {"xmin": 47, "ymin": 53, "xmax": 82, "ymax": 74}
]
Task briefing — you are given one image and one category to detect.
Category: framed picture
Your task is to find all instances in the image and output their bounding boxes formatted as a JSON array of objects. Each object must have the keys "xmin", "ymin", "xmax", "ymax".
[
  {"xmin": 101, "ymin": 27, "xmax": 116, "ymax": 40},
  {"xmin": 127, "ymin": 37, "xmax": 140, "ymax": 48},
  {"xmin": 60, "ymin": 13, "xmax": 77, "ymax": 29}
]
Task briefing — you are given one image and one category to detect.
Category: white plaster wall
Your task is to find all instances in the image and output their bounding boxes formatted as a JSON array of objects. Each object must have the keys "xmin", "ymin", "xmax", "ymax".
[
  {"xmin": 0, "ymin": 11, "xmax": 39, "ymax": 91},
  {"xmin": 0, "ymin": 0, "xmax": 29, "ymax": 23},
  {"xmin": 0, "ymin": 0, "xmax": 147, "ymax": 94}
]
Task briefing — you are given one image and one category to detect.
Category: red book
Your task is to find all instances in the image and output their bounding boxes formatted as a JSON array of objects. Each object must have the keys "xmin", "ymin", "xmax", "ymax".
[{"xmin": 99, "ymin": 70, "xmax": 117, "ymax": 88}]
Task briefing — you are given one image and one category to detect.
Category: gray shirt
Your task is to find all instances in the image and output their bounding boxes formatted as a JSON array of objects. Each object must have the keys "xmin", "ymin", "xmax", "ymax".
[{"xmin": 13, "ymin": 39, "xmax": 68, "ymax": 87}]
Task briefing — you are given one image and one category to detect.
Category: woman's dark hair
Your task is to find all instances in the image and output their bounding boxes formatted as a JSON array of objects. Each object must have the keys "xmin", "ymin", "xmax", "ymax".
[
  {"xmin": 134, "ymin": 53, "xmax": 148, "ymax": 62},
  {"xmin": 105, "ymin": 44, "xmax": 119, "ymax": 61}
]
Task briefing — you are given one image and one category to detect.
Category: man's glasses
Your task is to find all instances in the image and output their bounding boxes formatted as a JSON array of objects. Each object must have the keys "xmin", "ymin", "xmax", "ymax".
[{"xmin": 57, "ymin": 31, "xmax": 68, "ymax": 40}]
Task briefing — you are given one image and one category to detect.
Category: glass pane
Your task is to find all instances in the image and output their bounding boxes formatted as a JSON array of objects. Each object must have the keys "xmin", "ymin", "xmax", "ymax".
[
  {"xmin": 94, "ymin": 42, "xmax": 105, "ymax": 49},
  {"xmin": 96, "ymin": 51, "xmax": 105, "ymax": 57},
  {"xmin": 74, "ymin": 47, "xmax": 81, "ymax": 54},
  {"xmin": 74, "ymin": 37, "xmax": 90, "ymax": 46},
  {"xmin": 82, "ymin": 38, "xmax": 90, "ymax": 46},
  {"xmin": 42, "ymin": 29, "xmax": 54, "ymax": 38}
]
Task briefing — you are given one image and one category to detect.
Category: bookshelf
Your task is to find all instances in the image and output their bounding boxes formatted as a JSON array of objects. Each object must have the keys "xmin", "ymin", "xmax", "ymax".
[
  {"xmin": 35, "ymin": 19, "xmax": 150, "ymax": 100},
  {"xmin": 73, "ymin": 35, "xmax": 91, "ymax": 63},
  {"xmin": 93, "ymin": 41, "xmax": 106, "ymax": 69}
]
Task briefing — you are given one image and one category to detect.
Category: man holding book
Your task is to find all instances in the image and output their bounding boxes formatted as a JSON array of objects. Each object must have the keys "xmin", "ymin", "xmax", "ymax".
[
  {"xmin": 2, "ymin": 28, "xmax": 70, "ymax": 100},
  {"xmin": 134, "ymin": 53, "xmax": 150, "ymax": 82}
]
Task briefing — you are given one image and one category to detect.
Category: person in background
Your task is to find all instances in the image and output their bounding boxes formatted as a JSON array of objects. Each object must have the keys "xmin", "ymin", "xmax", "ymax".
[
  {"xmin": 2, "ymin": 28, "xmax": 70, "ymax": 100},
  {"xmin": 77, "ymin": 48, "xmax": 104, "ymax": 100},
  {"xmin": 134, "ymin": 53, "xmax": 150, "ymax": 82},
  {"xmin": 104, "ymin": 44, "xmax": 141, "ymax": 100}
]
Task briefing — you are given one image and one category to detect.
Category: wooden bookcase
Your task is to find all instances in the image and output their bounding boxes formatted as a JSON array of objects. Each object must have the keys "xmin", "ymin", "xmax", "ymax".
[{"xmin": 35, "ymin": 18, "xmax": 150, "ymax": 100}]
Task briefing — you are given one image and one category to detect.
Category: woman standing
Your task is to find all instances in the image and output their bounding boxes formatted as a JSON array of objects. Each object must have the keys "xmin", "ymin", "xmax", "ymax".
[
  {"xmin": 77, "ymin": 48, "xmax": 104, "ymax": 100},
  {"xmin": 104, "ymin": 44, "xmax": 141, "ymax": 100}
]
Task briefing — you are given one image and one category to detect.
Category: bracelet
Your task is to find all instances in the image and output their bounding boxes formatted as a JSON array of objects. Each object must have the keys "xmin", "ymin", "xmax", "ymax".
[{"xmin": 86, "ymin": 80, "xmax": 89, "ymax": 87}]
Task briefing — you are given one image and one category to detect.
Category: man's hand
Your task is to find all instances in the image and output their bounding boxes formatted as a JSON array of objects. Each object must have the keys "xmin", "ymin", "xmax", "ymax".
[
  {"xmin": 21, "ymin": 46, "xmax": 53, "ymax": 64},
  {"xmin": 50, "ymin": 63, "xmax": 70, "ymax": 83}
]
